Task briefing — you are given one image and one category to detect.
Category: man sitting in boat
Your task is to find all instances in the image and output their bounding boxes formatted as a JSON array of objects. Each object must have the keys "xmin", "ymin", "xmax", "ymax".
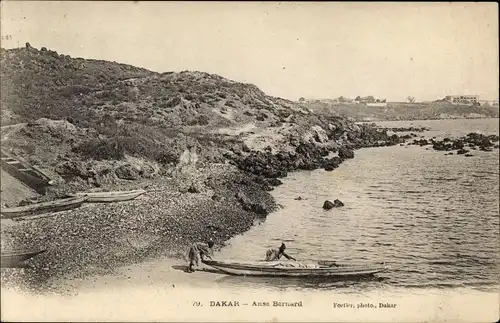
[
  {"xmin": 187, "ymin": 240, "xmax": 214, "ymax": 273},
  {"xmin": 265, "ymin": 243, "xmax": 296, "ymax": 261}
]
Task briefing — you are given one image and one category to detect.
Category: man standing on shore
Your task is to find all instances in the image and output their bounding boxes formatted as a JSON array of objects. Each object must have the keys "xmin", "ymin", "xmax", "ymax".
[
  {"xmin": 187, "ymin": 240, "xmax": 214, "ymax": 273},
  {"xmin": 265, "ymin": 243, "xmax": 296, "ymax": 261}
]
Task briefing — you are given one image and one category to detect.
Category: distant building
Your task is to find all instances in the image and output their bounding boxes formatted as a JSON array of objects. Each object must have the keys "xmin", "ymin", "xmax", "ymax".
[
  {"xmin": 445, "ymin": 95, "xmax": 479, "ymax": 105},
  {"xmin": 355, "ymin": 96, "xmax": 375, "ymax": 104}
]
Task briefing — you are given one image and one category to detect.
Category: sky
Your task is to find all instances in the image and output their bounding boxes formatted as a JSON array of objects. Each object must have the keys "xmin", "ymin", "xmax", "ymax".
[{"xmin": 1, "ymin": 2, "xmax": 498, "ymax": 102}]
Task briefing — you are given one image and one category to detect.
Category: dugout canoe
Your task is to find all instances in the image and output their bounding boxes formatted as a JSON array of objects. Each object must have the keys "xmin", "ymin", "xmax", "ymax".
[
  {"xmin": 0, "ymin": 196, "xmax": 87, "ymax": 219},
  {"xmin": 202, "ymin": 259, "xmax": 389, "ymax": 277},
  {"xmin": 67, "ymin": 189, "xmax": 146, "ymax": 203},
  {"xmin": 1, "ymin": 249, "xmax": 47, "ymax": 268}
]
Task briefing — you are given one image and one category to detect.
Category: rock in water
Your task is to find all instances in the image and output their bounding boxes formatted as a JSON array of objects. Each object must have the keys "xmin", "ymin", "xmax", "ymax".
[
  {"xmin": 323, "ymin": 200, "xmax": 335, "ymax": 210},
  {"xmin": 250, "ymin": 202, "xmax": 268, "ymax": 216},
  {"xmin": 333, "ymin": 199, "xmax": 344, "ymax": 207},
  {"xmin": 338, "ymin": 147, "xmax": 354, "ymax": 159},
  {"xmin": 266, "ymin": 178, "xmax": 283, "ymax": 187},
  {"xmin": 323, "ymin": 199, "xmax": 344, "ymax": 210}
]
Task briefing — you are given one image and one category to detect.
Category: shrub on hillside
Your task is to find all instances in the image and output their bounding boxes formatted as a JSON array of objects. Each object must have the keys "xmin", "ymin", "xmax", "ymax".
[
  {"xmin": 73, "ymin": 135, "xmax": 180, "ymax": 164},
  {"xmin": 186, "ymin": 114, "xmax": 210, "ymax": 126},
  {"xmin": 73, "ymin": 138, "xmax": 125, "ymax": 160}
]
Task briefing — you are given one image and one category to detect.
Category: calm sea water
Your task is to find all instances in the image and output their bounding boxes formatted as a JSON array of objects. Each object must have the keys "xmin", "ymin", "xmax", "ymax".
[{"xmin": 216, "ymin": 118, "xmax": 499, "ymax": 293}]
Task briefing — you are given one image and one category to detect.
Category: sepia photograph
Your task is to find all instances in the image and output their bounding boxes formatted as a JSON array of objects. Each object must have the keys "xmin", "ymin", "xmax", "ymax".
[{"xmin": 0, "ymin": 2, "xmax": 498, "ymax": 322}]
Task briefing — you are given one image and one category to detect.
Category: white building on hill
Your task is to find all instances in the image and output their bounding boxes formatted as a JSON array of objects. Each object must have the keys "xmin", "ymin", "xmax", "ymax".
[{"xmin": 445, "ymin": 95, "xmax": 479, "ymax": 105}]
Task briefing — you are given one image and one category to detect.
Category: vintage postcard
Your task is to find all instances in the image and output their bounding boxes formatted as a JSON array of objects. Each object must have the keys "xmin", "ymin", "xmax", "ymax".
[{"xmin": 1, "ymin": 1, "xmax": 498, "ymax": 322}]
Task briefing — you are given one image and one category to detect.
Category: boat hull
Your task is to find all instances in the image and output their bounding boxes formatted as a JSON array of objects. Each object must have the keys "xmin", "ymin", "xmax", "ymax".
[
  {"xmin": 1, "ymin": 250, "xmax": 46, "ymax": 268},
  {"xmin": 202, "ymin": 260, "xmax": 388, "ymax": 277},
  {"xmin": 67, "ymin": 189, "xmax": 146, "ymax": 203},
  {"xmin": 0, "ymin": 196, "xmax": 87, "ymax": 219}
]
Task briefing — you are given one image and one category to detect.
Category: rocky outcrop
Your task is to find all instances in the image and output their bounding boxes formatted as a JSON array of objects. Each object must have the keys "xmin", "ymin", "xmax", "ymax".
[
  {"xmin": 187, "ymin": 182, "xmax": 201, "ymax": 193},
  {"xmin": 324, "ymin": 157, "xmax": 342, "ymax": 171},
  {"xmin": 302, "ymin": 125, "xmax": 329, "ymax": 144},
  {"xmin": 235, "ymin": 190, "xmax": 270, "ymax": 216},
  {"xmin": 115, "ymin": 163, "xmax": 141, "ymax": 180}
]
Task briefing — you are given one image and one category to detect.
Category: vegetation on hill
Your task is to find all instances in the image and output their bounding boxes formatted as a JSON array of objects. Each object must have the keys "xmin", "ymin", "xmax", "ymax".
[{"xmin": 1, "ymin": 44, "xmax": 399, "ymax": 192}]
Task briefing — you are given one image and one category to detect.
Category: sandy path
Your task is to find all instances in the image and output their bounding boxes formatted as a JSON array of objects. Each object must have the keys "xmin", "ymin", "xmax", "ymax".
[
  {"xmin": 216, "ymin": 122, "xmax": 256, "ymax": 136},
  {"xmin": 52, "ymin": 257, "xmax": 222, "ymax": 294}
]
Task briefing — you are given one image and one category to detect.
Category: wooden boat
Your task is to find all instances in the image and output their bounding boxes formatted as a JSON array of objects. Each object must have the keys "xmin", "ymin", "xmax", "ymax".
[
  {"xmin": 202, "ymin": 259, "xmax": 389, "ymax": 277},
  {"xmin": 67, "ymin": 189, "xmax": 146, "ymax": 203},
  {"xmin": 0, "ymin": 196, "xmax": 87, "ymax": 219},
  {"xmin": 1, "ymin": 150, "xmax": 54, "ymax": 194},
  {"xmin": 1, "ymin": 249, "xmax": 46, "ymax": 268}
]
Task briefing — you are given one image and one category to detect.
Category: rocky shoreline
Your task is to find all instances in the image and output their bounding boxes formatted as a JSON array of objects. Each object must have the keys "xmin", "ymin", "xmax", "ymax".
[{"xmin": 1, "ymin": 119, "xmax": 407, "ymax": 293}]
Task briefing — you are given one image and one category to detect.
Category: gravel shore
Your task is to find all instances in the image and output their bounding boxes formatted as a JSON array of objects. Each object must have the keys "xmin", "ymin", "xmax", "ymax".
[{"xmin": 1, "ymin": 163, "xmax": 275, "ymax": 293}]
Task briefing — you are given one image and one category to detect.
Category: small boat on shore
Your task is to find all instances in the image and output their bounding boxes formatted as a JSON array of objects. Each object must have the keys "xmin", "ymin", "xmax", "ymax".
[
  {"xmin": 202, "ymin": 259, "xmax": 389, "ymax": 278},
  {"xmin": 67, "ymin": 189, "xmax": 146, "ymax": 203},
  {"xmin": 0, "ymin": 196, "xmax": 87, "ymax": 219},
  {"xmin": 1, "ymin": 249, "xmax": 46, "ymax": 268}
]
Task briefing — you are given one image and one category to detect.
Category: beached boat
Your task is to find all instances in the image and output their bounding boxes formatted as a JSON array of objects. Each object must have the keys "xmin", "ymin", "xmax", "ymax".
[
  {"xmin": 0, "ymin": 196, "xmax": 87, "ymax": 219},
  {"xmin": 1, "ymin": 149, "xmax": 54, "ymax": 194},
  {"xmin": 1, "ymin": 249, "xmax": 46, "ymax": 268},
  {"xmin": 67, "ymin": 189, "xmax": 146, "ymax": 203},
  {"xmin": 202, "ymin": 259, "xmax": 389, "ymax": 277}
]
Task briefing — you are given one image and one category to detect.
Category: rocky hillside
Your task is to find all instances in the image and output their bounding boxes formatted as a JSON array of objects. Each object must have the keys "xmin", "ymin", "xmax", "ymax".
[
  {"xmin": 1, "ymin": 44, "xmax": 403, "ymax": 198},
  {"xmin": 300, "ymin": 100, "xmax": 499, "ymax": 121}
]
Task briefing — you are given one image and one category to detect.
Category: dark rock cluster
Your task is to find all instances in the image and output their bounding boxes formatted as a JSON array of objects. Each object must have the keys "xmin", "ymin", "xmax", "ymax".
[
  {"xmin": 381, "ymin": 126, "xmax": 430, "ymax": 132},
  {"xmin": 407, "ymin": 133, "xmax": 499, "ymax": 155},
  {"xmin": 323, "ymin": 199, "xmax": 344, "ymax": 210}
]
